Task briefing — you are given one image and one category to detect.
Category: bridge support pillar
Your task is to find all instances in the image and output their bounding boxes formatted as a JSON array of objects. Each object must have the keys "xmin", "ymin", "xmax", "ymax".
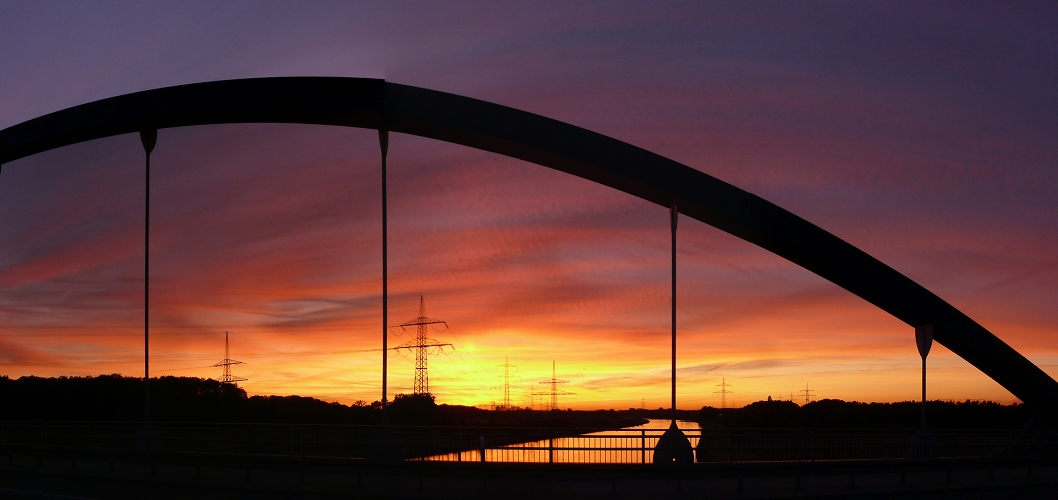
[
  {"xmin": 916, "ymin": 324, "xmax": 934, "ymax": 430},
  {"xmin": 911, "ymin": 325, "xmax": 938, "ymax": 459},
  {"xmin": 654, "ymin": 421, "xmax": 693, "ymax": 464}
]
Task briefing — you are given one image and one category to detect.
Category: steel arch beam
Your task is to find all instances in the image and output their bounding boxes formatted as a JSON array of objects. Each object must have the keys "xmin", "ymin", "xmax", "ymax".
[{"xmin": 2, "ymin": 77, "xmax": 1056, "ymax": 413}]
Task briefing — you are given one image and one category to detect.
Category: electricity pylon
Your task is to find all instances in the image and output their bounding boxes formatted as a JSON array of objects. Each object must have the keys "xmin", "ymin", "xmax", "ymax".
[
  {"xmin": 395, "ymin": 296, "xmax": 451, "ymax": 395},
  {"xmin": 212, "ymin": 331, "xmax": 246, "ymax": 384},
  {"xmin": 494, "ymin": 357, "xmax": 515, "ymax": 410},
  {"xmin": 799, "ymin": 383, "xmax": 816, "ymax": 405},
  {"xmin": 713, "ymin": 378, "xmax": 733, "ymax": 409},
  {"xmin": 535, "ymin": 360, "xmax": 575, "ymax": 411}
]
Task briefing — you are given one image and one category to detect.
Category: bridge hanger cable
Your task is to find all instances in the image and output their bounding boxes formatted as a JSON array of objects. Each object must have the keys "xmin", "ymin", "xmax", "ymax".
[
  {"xmin": 379, "ymin": 124, "xmax": 389, "ymax": 419},
  {"xmin": 670, "ymin": 200, "xmax": 678, "ymax": 424}
]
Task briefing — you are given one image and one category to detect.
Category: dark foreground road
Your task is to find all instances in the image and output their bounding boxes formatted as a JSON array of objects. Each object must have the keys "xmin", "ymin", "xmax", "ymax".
[{"xmin": 1, "ymin": 445, "xmax": 1055, "ymax": 499}]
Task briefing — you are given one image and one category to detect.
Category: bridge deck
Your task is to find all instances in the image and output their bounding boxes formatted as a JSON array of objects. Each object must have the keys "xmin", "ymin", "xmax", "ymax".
[{"xmin": 1, "ymin": 443, "xmax": 1057, "ymax": 499}]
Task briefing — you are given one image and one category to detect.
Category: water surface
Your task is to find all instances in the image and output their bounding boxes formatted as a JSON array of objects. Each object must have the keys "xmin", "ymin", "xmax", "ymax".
[{"xmin": 428, "ymin": 418, "xmax": 700, "ymax": 463}]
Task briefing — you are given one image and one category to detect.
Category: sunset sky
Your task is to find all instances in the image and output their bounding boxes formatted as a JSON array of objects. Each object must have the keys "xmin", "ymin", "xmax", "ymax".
[{"xmin": 1, "ymin": 2, "xmax": 1056, "ymax": 409}]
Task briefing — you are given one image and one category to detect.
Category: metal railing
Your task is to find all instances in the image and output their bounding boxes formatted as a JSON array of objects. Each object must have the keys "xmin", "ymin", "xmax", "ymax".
[{"xmin": 0, "ymin": 421, "xmax": 1054, "ymax": 464}]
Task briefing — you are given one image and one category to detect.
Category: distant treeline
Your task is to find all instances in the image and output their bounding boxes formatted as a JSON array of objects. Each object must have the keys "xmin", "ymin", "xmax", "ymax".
[
  {"xmin": 0, "ymin": 375, "xmax": 382, "ymax": 424},
  {"xmin": 10, "ymin": 375, "xmax": 1026, "ymax": 430},
  {"xmin": 698, "ymin": 399, "xmax": 1032, "ymax": 429},
  {"xmin": 0, "ymin": 375, "xmax": 643, "ymax": 429}
]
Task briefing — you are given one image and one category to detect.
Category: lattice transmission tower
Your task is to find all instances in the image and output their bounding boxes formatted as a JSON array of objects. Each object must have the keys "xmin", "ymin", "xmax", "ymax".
[
  {"xmin": 493, "ymin": 357, "xmax": 516, "ymax": 410},
  {"xmin": 714, "ymin": 378, "xmax": 733, "ymax": 409},
  {"xmin": 800, "ymin": 383, "xmax": 816, "ymax": 405},
  {"xmin": 212, "ymin": 331, "xmax": 246, "ymax": 384},
  {"xmin": 395, "ymin": 296, "xmax": 452, "ymax": 395},
  {"xmin": 535, "ymin": 360, "xmax": 575, "ymax": 411}
]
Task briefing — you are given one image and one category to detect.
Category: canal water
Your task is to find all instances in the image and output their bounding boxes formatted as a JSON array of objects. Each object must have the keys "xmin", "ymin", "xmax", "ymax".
[{"xmin": 427, "ymin": 419, "xmax": 701, "ymax": 463}]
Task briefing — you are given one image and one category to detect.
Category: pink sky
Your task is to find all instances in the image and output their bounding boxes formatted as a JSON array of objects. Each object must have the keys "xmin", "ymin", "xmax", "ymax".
[{"xmin": 0, "ymin": 2, "xmax": 1056, "ymax": 408}]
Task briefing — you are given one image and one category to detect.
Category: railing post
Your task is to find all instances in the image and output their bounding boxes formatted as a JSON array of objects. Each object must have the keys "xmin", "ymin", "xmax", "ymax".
[
  {"xmin": 479, "ymin": 435, "xmax": 486, "ymax": 463},
  {"xmin": 549, "ymin": 437, "xmax": 554, "ymax": 464},
  {"xmin": 641, "ymin": 430, "xmax": 646, "ymax": 464},
  {"xmin": 458, "ymin": 430, "xmax": 462, "ymax": 462}
]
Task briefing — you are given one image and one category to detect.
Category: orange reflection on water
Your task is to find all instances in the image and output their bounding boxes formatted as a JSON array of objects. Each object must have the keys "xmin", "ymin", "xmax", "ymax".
[{"xmin": 426, "ymin": 419, "xmax": 701, "ymax": 463}]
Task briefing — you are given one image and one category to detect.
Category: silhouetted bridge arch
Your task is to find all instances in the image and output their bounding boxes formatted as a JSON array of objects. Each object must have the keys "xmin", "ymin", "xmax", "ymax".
[{"xmin": 1, "ymin": 77, "xmax": 1055, "ymax": 414}]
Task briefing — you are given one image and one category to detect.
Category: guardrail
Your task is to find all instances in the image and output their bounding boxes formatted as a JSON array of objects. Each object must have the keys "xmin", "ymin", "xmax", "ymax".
[{"xmin": 0, "ymin": 422, "xmax": 1053, "ymax": 464}]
